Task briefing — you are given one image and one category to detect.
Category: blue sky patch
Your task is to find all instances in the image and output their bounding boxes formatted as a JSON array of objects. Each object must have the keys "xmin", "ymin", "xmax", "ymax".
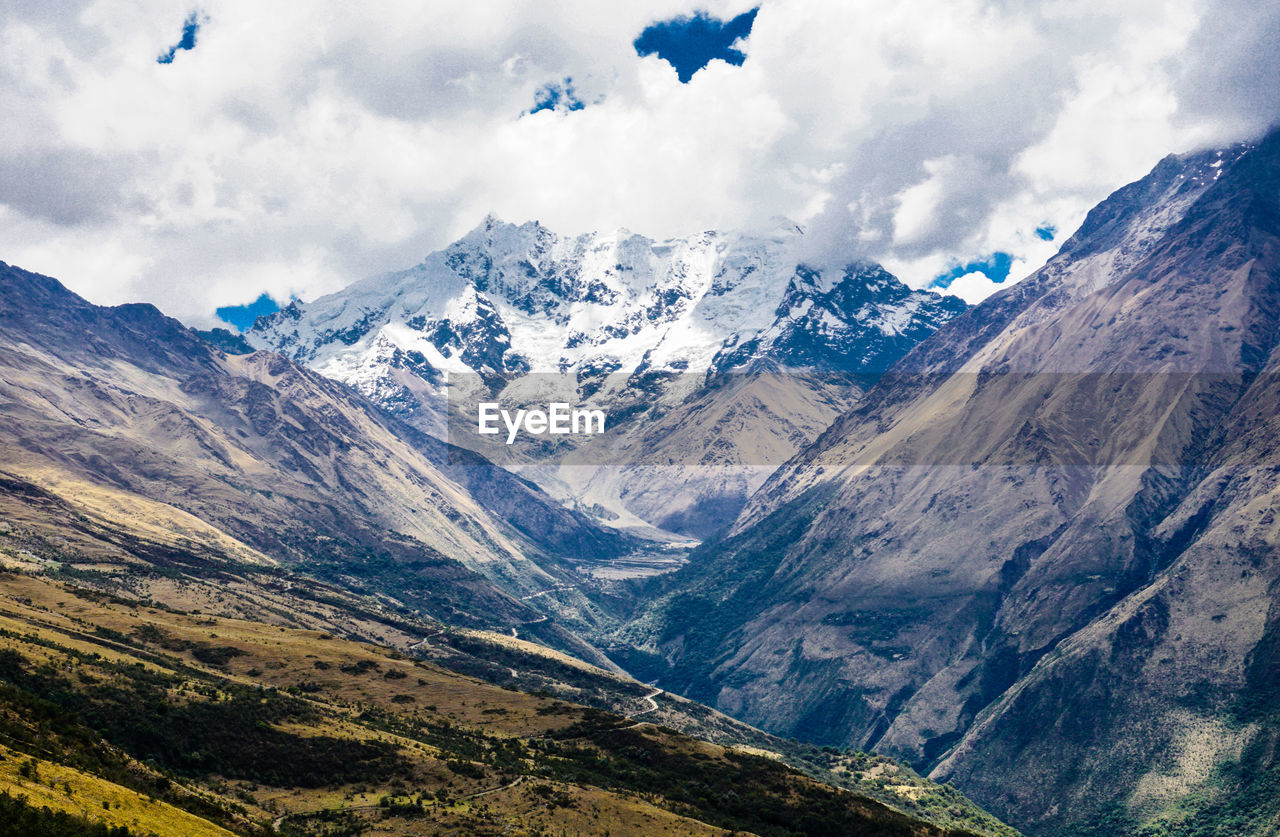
[
  {"xmin": 216, "ymin": 292, "xmax": 279, "ymax": 332},
  {"xmin": 530, "ymin": 78, "xmax": 586, "ymax": 114},
  {"xmin": 930, "ymin": 252, "xmax": 1014, "ymax": 290},
  {"xmin": 1035, "ymin": 224, "xmax": 1056, "ymax": 241},
  {"xmin": 157, "ymin": 11, "xmax": 200, "ymax": 64},
  {"xmin": 633, "ymin": 7, "xmax": 759, "ymax": 83}
]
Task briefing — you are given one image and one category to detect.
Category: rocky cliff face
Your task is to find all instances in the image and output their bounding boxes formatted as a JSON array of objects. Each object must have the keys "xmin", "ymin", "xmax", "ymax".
[
  {"xmin": 248, "ymin": 220, "xmax": 966, "ymax": 536},
  {"xmin": 636, "ymin": 134, "xmax": 1280, "ymax": 835}
]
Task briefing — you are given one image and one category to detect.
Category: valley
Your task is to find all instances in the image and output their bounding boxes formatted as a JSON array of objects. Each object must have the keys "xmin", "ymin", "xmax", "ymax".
[
  {"xmin": 0, "ymin": 496, "xmax": 1012, "ymax": 836},
  {"xmin": 0, "ymin": 252, "xmax": 1009, "ymax": 835}
]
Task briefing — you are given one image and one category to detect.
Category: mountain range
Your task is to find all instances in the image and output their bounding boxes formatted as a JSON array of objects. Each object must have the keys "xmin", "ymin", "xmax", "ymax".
[
  {"xmin": 0, "ymin": 261, "xmax": 642, "ymax": 663},
  {"xmin": 3, "ymin": 125, "xmax": 1280, "ymax": 836},
  {"xmin": 247, "ymin": 220, "xmax": 967, "ymax": 537},
  {"xmin": 0, "ymin": 250, "xmax": 1005, "ymax": 835}
]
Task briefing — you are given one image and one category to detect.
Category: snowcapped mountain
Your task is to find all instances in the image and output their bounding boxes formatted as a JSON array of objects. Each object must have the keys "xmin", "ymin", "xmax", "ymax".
[
  {"xmin": 710, "ymin": 262, "xmax": 967, "ymax": 375},
  {"xmin": 249, "ymin": 217, "xmax": 968, "ymax": 534}
]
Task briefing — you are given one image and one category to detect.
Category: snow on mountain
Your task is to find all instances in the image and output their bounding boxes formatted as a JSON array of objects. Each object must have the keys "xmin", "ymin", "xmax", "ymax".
[
  {"xmin": 248, "ymin": 217, "xmax": 968, "ymax": 535},
  {"xmin": 253, "ymin": 216, "xmax": 962, "ymax": 393}
]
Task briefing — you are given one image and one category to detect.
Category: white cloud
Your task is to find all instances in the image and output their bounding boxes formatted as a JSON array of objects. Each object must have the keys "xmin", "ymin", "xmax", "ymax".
[
  {"xmin": 0, "ymin": 0, "xmax": 1276, "ymax": 325},
  {"xmin": 944, "ymin": 271, "xmax": 1005, "ymax": 305}
]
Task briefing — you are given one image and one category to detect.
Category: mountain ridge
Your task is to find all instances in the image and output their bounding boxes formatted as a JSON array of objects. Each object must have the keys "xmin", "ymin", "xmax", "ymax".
[
  {"xmin": 626, "ymin": 130, "xmax": 1280, "ymax": 835},
  {"xmin": 0, "ymin": 262, "xmax": 1018, "ymax": 833},
  {"xmin": 0, "ymin": 260, "xmax": 632, "ymax": 659}
]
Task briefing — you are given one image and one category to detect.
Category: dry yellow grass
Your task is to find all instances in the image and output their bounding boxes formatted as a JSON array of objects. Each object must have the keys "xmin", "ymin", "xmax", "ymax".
[
  {"xmin": 8, "ymin": 465, "xmax": 277, "ymax": 568},
  {"xmin": 0, "ymin": 744, "xmax": 236, "ymax": 837},
  {"xmin": 0, "ymin": 573, "xmax": 735, "ymax": 834},
  {"xmin": 360, "ymin": 781, "xmax": 733, "ymax": 836}
]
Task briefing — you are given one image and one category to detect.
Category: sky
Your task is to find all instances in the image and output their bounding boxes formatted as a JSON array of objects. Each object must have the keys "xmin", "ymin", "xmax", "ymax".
[{"xmin": 1, "ymin": 1, "xmax": 1278, "ymax": 326}]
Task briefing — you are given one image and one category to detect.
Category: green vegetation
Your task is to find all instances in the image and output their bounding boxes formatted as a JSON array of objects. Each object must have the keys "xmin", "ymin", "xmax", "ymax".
[
  {"xmin": 417, "ymin": 623, "xmax": 1018, "ymax": 835},
  {"xmin": 0, "ymin": 791, "xmax": 136, "ymax": 837},
  {"xmin": 1109, "ymin": 624, "xmax": 1280, "ymax": 837},
  {"xmin": 0, "ymin": 645, "xmax": 405, "ymax": 790},
  {"xmin": 541, "ymin": 714, "xmax": 983, "ymax": 837},
  {"xmin": 0, "ymin": 571, "xmax": 1004, "ymax": 836}
]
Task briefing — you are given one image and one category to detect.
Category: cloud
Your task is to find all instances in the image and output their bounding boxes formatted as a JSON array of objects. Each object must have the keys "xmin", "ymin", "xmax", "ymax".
[
  {"xmin": 0, "ymin": 0, "xmax": 1276, "ymax": 326},
  {"xmin": 930, "ymin": 252, "xmax": 1012, "ymax": 290},
  {"xmin": 943, "ymin": 270, "xmax": 1006, "ymax": 305},
  {"xmin": 0, "ymin": 148, "xmax": 140, "ymax": 225}
]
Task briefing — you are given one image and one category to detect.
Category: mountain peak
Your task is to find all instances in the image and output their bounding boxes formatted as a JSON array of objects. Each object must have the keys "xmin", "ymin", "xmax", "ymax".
[
  {"xmin": 247, "ymin": 220, "xmax": 970, "ymax": 534},
  {"xmin": 251, "ymin": 221, "xmax": 968, "ymax": 389}
]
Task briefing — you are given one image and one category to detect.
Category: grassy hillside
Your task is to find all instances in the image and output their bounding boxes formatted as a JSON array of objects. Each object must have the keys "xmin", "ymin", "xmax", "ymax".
[
  {"xmin": 0, "ymin": 470, "xmax": 1016, "ymax": 836},
  {"xmin": 0, "ymin": 569, "xmax": 1011, "ymax": 836},
  {"xmin": 417, "ymin": 628, "xmax": 1019, "ymax": 837}
]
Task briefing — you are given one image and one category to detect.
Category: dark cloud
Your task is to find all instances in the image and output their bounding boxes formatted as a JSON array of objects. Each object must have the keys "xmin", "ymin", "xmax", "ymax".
[
  {"xmin": 633, "ymin": 7, "xmax": 759, "ymax": 83},
  {"xmin": 791, "ymin": 131, "xmax": 1026, "ymax": 272},
  {"xmin": 1175, "ymin": 0, "xmax": 1280, "ymax": 140},
  {"xmin": 0, "ymin": 0, "xmax": 101, "ymax": 57},
  {"xmin": 0, "ymin": 150, "xmax": 137, "ymax": 226}
]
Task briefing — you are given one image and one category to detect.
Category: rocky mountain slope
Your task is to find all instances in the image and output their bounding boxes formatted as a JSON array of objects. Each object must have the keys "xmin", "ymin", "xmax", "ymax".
[
  {"xmin": 0, "ymin": 256, "xmax": 1014, "ymax": 836},
  {"xmin": 631, "ymin": 131, "xmax": 1280, "ymax": 836},
  {"xmin": 0, "ymin": 262, "xmax": 630, "ymax": 652},
  {"xmin": 248, "ymin": 221, "xmax": 966, "ymax": 536}
]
